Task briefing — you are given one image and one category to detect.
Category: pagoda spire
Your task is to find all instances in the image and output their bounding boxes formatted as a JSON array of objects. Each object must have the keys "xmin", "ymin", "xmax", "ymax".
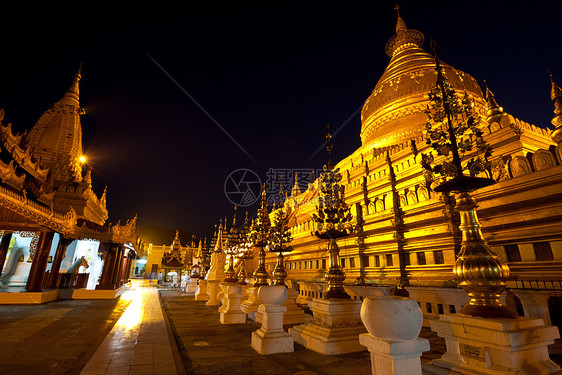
[
  {"xmin": 231, "ymin": 205, "xmax": 238, "ymax": 228},
  {"xmin": 214, "ymin": 220, "xmax": 224, "ymax": 253},
  {"xmin": 326, "ymin": 124, "xmax": 334, "ymax": 170},
  {"xmin": 62, "ymin": 64, "xmax": 82, "ymax": 105},
  {"xmin": 196, "ymin": 239, "xmax": 203, "ymax": 258},
  {"xmin": 484, "ymin": 80, "xmax": 506, "ymax": 124},
  {"xmin": 394, "ymin": 4, "xmax": 407, "ymax": 32},
  {"xmin": 291, "ymin": 173, "xmax": 302, "ymax": 196},
  {"xmin": 549, "ymin": 71, "xmax": 562, "ymax": 144},
  {"xmin": 385, "ymin": 5, "xmax": 424, "ymax": 57}
]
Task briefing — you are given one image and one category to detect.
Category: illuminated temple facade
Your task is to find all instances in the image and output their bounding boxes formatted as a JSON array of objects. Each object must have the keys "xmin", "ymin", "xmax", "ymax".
[
  {"xmin": 264, "ymin": 15, "xmax": 562, "ymax": 327},
  {"xmin": 0, "ymin": 68, "xmax": 140, "ymax": 303},
  {"xmin": 144, "ymin": 230, "xmax": 198, "ymax": 280}
]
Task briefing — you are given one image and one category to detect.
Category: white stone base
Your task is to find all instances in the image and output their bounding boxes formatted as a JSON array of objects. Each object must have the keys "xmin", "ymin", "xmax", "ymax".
[
  {"xmin": 241, "ymin": 287, "xmax": 261, "ymax": 320},
  {"xmin": 0, "ymin": 289, "xmax": 58, "ymax": 304},
  {"xmin": 289, "ymin": 298, "xmax": 366, "ymax": 355},
  {"xmin": 185, "ymin": 280, "xmax": 198, "ymax": 294},
  {"xmin": 194, "ymin": 279, "xmax": 209, "ymax": 301},
  {"xmin": 424, "ymin": 314, "xmax": 561, "ymax": 375},
  {"xmin": 251, "ymin": 304, "xmax": 294, "ymax": 355},
  {"xmin": 252, "ymin": 328, "xmax": 295, "ymax": 355},
  {"xmin": 206, "ymin": 280, "xmax": 221, "ymax": 306},
  {"xmin": 255, "ymin": 287, "xmax": 312, "ymax": 325},
  {"xmin": 68, "ymin": 286, "xmax": 127, "ymax": 300},
  {"xmin": 359, "ymin": 333, "xmax": 429, "ymax": 375},
  {"xmin": 219, "ymin": 285, "xmax": 247, "ymax": 324}
]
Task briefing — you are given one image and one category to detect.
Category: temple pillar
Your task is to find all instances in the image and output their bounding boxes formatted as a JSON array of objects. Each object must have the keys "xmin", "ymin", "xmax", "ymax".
[
  {"xmin": 123, "ymin": 252, "xmax": 133, "ymax": 283},
  {"xmin": 46, "ymin": 236, "xmax": 73, "ymax": 289},
  {"xmin": 251, "ymin": 285, "xmax": 294, "ymax": 354},
  {"xmin": 25, "ymin": 231, "xmax": 55, "ymax": 292},
  {"xmin": 97, "ymin": 244, "xmax": 117, "ymax": 290},
  {"xmin": 0, "ymin": 231, "xmax": 13, "ymax": 276},
  {"xmin": 111, "ymin": 246, "xmax": 125, "ymax": 288}
]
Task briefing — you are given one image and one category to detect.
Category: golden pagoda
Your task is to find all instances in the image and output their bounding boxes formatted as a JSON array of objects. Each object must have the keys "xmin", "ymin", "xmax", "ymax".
[
  {"xmin": 269, "ymin": 10, "xmax": 562, "ymax": 329},
  {"xmin": 360, "ymin": 12, "xmax": 485, "ymax": 150}
]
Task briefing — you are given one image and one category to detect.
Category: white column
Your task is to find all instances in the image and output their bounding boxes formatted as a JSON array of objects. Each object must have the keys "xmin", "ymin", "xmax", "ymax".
[
  {"xmin": 219, "ymin": 285, "xmax": 246, "ymax": 324},
  {"xmin": 251, "ymin": 285, "xmax": 294, "ymax": 354},
  {"xmin": 205, "ymin": 280, "xmax": 221, "ymax": 306},
  {"xmin": 513, "ymin": 290, "xmax": 554, "ymax": 325},
  {"xmin": 359, "ymin": 335, "xmax": 429, "ymax": 375},
  {"xmin": 194, "ymin": 279, "xmax": 209, "ymax": 301},
  {"xmin": 359, "ymin": 296, "xmax": 428, "ymax": 375}
]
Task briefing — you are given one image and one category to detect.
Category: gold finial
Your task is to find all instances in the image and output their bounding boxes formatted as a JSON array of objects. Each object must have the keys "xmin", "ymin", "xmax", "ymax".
[
  {"xmin": 63, "ymin": 64, "xmax": 82, "ymax": 104},
  {"xmin": 483, "ymin": 80, "xmax": 505, "ymax": 124},
  {"xmin": 384, "ymin": 4, "xmax": 423, "ymax": 57},
  {"xmin": 548, "ymin": 70, "xmax": 562, "ymax": 143},
  {"xmin": 394, "ymin": 4, "xmax": 407, "ymax": 33},
  {"xmin": 548, "ymin": 69, "xmax": 562, "ymax": 102}
]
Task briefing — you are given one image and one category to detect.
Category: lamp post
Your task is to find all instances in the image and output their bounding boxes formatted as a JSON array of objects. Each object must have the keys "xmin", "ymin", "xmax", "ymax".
[
  {"xmin": 423, "ymin": 40, "xmax": 516, "ymax": 319},
  {"xmin": 312, "ymin": 126, "xmax": 354, "ymax": 299}
]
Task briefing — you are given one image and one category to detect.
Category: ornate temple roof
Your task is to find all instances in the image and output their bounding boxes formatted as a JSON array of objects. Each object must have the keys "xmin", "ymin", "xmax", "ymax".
[
  {"xmin": 0, "ymin": 68, "xmax": 139, "ymax": 252},
  {"xmin": 161, "ymin": 229, "xmax": 185, "ymax": 268},
  {"xmin": 27, "ymin": 68, "xmax": 84, "ymax": 185},
  {"xmin": 360, "ymin": 12, "xmax": 486, "ymax": 149}
]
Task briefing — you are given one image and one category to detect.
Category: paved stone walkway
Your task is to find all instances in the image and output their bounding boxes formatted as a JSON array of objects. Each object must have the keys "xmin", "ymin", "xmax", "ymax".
[
  {"xmin": 1, "ymin": 283, "xmax": 561, "ymax": 374},
  {"xmin": 0, "ymin": 294, "xmax": 130, "ymax": 374},
  {"xmin": 160, "ymin": 289, "xmax": 562, "ymax": 375},
  {"xmin": 159, "ymin": 289, "xmax": 374, "ymax": 375},
  {"xmin": 81, "ymin": 286, "xmax": 179, "ymax": 375}
]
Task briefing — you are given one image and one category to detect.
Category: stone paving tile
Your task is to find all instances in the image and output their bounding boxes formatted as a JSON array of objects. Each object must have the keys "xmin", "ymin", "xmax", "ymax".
[
  {"xmin": 160, "ymin": 290, "xmax": 372, "ymax": 375},
  {"xmin": 3, "ymin": 283, "xmax": 561, "ymax": 375},
  {"xmin": 80, "ymin": 285, "xmax": 179, "ymax": 375},
  {"xmin": 0, "ymin": 297, "xmax": 130, "ymax": 375},
  {"xmin": 160, "ymin": 289, "xmax": 562, "ymax": 374}
]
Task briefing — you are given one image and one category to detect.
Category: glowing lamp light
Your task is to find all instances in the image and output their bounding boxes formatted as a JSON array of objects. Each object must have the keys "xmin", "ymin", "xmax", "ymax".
[{"xmin": 79, "ymin": 155, "xmax": 87, "ymax": 164}]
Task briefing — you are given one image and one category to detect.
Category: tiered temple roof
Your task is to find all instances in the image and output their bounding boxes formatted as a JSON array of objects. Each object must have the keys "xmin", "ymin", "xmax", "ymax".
[{"xmin": 0, "ymin": 69, "xmax": 139, "ymax": 251}]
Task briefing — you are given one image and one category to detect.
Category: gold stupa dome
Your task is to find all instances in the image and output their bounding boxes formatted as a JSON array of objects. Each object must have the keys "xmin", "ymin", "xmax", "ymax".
[{"xmin": 360, "ymin": 12, "xmax": 486, "ymax": 148}]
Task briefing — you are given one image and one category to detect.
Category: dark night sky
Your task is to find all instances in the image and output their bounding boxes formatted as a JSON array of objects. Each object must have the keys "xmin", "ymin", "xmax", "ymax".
[{"xmin": 0, "ymin": 2, "xmax": 560, "ymax": 244}]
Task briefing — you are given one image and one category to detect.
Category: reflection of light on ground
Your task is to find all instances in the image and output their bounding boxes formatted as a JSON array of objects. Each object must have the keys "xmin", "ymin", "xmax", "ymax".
[{"xmin": 115, "ymin": 288, "xmax": 143, "ymax": 330}]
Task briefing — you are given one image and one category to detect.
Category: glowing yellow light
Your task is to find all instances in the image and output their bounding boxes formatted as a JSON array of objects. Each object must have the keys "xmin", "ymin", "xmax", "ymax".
[
  {"xmin": 79, "ymin": 155, "xmax": 87, "ymax": 163},
  {"xmin": 115, "ymin": 289, "xmax": 143, "ymax": 330}
]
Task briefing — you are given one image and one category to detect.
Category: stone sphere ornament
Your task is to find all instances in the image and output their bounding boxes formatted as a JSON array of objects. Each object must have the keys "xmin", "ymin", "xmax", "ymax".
[
  {"xmin": 360, "ymin": 296, "xmax": 423, "ymax": 341},
  {"xmin": 257, "ymin": 284, "xmax": 288, "ymax": 306}
]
